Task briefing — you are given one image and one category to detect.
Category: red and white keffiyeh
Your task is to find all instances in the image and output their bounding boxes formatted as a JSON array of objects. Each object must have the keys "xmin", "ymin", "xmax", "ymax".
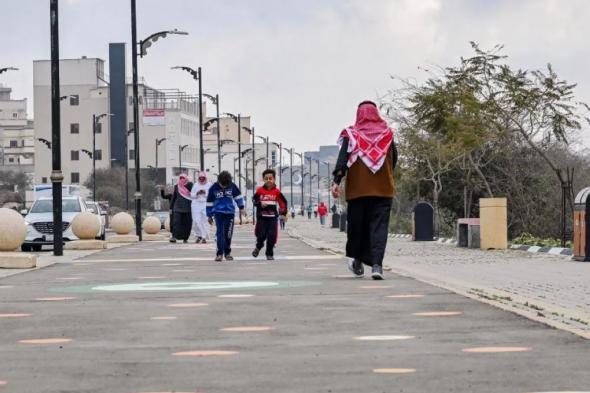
[{"xmin": 338, "ymin": 102, "xmax": 394, "ymax": 173}]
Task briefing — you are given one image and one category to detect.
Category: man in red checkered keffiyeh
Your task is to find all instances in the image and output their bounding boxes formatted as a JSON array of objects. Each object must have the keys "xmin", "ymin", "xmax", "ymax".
[
  {"xmin": 338, "ymin": 101, "xmax": 394, "ymax": 173},
  {"xmin": 332, "ymin": 100, "xmax": 397, "ymax": 281}
]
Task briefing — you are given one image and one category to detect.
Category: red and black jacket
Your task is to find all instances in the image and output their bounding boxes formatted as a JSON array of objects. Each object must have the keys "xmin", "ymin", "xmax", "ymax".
[{"xmin": 253, "ymin": 185, "xmax": 288, "ymax": 218}]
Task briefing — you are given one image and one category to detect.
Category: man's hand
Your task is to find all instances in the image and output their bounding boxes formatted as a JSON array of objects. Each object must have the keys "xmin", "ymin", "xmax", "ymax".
[
  {"xmin": 208, "ymin": 217, "xmax": 213, "ymax": 225},
  {"xmin": 281, "ymin": 214, "xmax": 288, "ymax": 222},
  {"xmin": 331, "ymin": 183, "xmax": 340, "ymax": 198}
]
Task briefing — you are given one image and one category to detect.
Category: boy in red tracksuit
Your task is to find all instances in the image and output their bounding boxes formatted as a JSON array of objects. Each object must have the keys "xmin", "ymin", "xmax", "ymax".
[{"xmin": 252, "ymin": 169, "xmax": 288, "ymax": 260}]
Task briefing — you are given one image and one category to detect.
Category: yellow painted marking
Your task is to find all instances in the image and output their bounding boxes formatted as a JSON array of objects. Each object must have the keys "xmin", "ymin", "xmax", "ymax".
[
  {"xmin": 413, "ymin": 311, "xmax": 462, "ymax": 317},
  {"xmin": 172, "ymin": 350, "xmax": 238, "ymax": 357},
  {"xmin": 35, "ymin": 297, "xmax": 76, "ymax": 301},
  {"xmin": 19, "ymin": 338, "xmax": 72, "ymax": 344},
  {"xmin": 386, "ymin": 295, "xmax": 425, "ymax": 299},
  {"xmin": 0, "ymin": 313, "xmax": 31, "ymax": 318},
  {"xmin": 151, "ymin": 316, "xmax": 177, "ymax": 320},
  {"xmin": 218, "ymin": 294, "xmax": 254, "ymax": 298},
  {"xmin": 373, "ymin": 368, "xmax": 416, "ymax": 374},
  {"xmin": 221, "ymin": 326, "xmax": 273, "ymax": 332},
  {"xmin": 167, "ymin": 303, "xmax": 208, "ymax": 308},
  {"xmin": 462, "ymin": 347, "xmax": 532, "ymax": 353},
  {"xmin": 354, "ymin": 335, "xmax": 414, "ymax": 341}
]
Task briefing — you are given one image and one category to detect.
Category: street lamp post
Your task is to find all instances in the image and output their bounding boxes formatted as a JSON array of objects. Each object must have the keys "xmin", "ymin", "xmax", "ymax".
[
  {"xmin": 93, "ymin": 113, "xmax": 112, "ymax": 202},
  {"xmin": 171, "ymin": 66, "xmax": 204, "ymax": 171},
  {"xmin": 286, "ymin": 148, "xmax": 294, "ymax": 208},
  {"xmin": 203, "ymin": 93, "xmax": 221, "ymax": 172},
  {"xmin": 241, "ymin": 126, "xmax": 256, "ymax": 207},
  {"xmin": 322, "ymin": 161, "xmax": 331, "ymax": 208},
  {"xmin": 307, "ymin": 156, "xmax": 313, "ymax": 208},
  {"xmin": 224, "ymin": 113, "xmax": 242, "ymax": 190},
  {"xmin": 49, "ymin": 0, "xmax": 64, "ymax": 256},
  {"xmin": 131, "ymin": 0, "xmax": 187, "ymax": 240},
  {"xmin": 294, "ymin": 152, "xmax": 304, "ymax": 213},
  {"xmin": 155, "ymin": 137, "xmax": 166, "ymax": 183},
  {"xmin": 316, "ymin": 159, "xmax": 321, "ymax": 204},
  {"xmin": 179, "ymin": 144, "xmax": 189, "ymax": 173},
  {"xmin": 0, "ymin": 67, "xmax": 19, "ymax": 74}
]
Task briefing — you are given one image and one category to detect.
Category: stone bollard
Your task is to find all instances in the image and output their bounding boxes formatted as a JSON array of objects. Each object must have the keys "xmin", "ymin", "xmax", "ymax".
[
  {"xmin": 108, "ymin": 212, "xmax": 139, "ymax": 243},
  {"xmin": 65, "ymin": 211, "xmax": 107, "ymax": 250},
  {"xmin": 143, "ymin": 216, "xmax": 166, "ymax": 241},
  {"xmin": 0, "ymin": 208, "xmax": 36, "ymax": 268}
]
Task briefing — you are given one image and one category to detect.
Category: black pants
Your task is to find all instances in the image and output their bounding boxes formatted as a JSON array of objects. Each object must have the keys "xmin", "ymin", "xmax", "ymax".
[
  {"xmin": 169, "ymin": 211, "xmax": 175, "ymax": 237},
  {"xmin": 255, "ymin": 217, "xmax": 279, "ymax": 256},
  {"xmin": 173, "ymin": 211, "xmax": 192, "ymax": 241},
  {"xmin": 346, "ymin": 197, "xmax": 392, "ymax": 266}
]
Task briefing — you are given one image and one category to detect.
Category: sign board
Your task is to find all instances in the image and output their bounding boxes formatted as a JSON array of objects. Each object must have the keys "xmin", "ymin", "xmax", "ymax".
[{"xmin": 143, "ymin": 109, "xmax": 165, "ymax": 126}]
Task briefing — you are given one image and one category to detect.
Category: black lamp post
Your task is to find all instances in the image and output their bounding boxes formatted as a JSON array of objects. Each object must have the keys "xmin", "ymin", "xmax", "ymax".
[
  {"xmin": 49, "ymin": 0, "xmax": 63, "ymax": 256},
  {"xmin": 293, "ymin": 152, "xmax": 304, "ymax": 211},
  {"xmin": 93, "ymin": 113, "xmax": 112, "ymax": 202},
  {"xmin": 224, "ymin": 113, "xmax": 242, "ymax": 190},
  {"xmin": 203, "ymin": 93, "xmax": 221, "ymax": 172},
  {"xmin": 322, "ymin": 160, "xmax": 331, "ymax": 208},
  {"xmin": 131, "ymin": 0, "xmax": 187, "ymax": 240},
  {"xmin": 179, "ymin": 144, "xmax": 189, "ymax": 173},
  {"xmin": 171, "ymin": 66, "xmax": 204, "ymax": 170},
  {"xmin": 306, "ymin": 155, "xmax": 313, "ymax": 207},
  {"xmin": 241, "ymin": 126, "xmax": 256, "ymax": 202},
  {"xmin": 155, "ymin": 137, "xmax": 166, "ymax": 183},
  {"xmin": 283, "ymin": 147, "xmax": 294, "ymax": 208}
]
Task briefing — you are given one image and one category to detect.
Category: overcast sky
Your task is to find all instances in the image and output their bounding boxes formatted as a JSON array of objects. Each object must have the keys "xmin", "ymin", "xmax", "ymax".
[{"xmin": 2, "ymin": 0, "xmax": 590, "ymax": 151}]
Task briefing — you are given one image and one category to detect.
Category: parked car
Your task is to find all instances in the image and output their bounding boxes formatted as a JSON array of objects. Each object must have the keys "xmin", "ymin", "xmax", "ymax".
[
  {"xmin": 85, "ymin": 201, "xmax": 106, "ymax": 240},
  {"xmin": 21, "ymin": 196, "xmax": 89, "ymax": 251},
  {"xmin": 146, "ymin": 211, "xmax": 169, "ymax": 230}
]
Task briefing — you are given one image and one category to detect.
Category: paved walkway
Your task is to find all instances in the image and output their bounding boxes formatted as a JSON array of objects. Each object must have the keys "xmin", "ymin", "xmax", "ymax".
[
  {"xmin": 0, "ymin": 225, "xmax": 589, "ymax": 392},
  {"xmin": 287, "ymin": 217, "xmax": 590, "ymax": 339}
]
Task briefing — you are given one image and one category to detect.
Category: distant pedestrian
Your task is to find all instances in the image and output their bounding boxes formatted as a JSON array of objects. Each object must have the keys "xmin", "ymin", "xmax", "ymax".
[
  {"xmin": 332, "ymin": 100, "xmax": 397, "ymax": 280},
  {"xmin": 206, "ymin": 171, "xmax": 245, "ymax": 261},
  {"xmin": 290, "ymin": 206, "xmax": 296, "ymax": 219},
  {"xmin": 252, "ymin": 169, "xmax": 288, "ymax": 260},
  {"xmin": 318, "ymin": 201, "xmax": 328, "ymax": 226},
  {"xmin": 307, "ymin": 204, "xmax": 313, "ymax": 219},
  {"xmin": 160, "ymin": 185, "xmax": 176, "ymax": 242},
  {"xmin": 313, "ymin": 205, "xmax": 318, "ymax": 219},
  {"xmin": 171, "ymin": 174, "xmax": 194, "ymax": 244},
  {"xmin": 191, "ymin": 171, "xmax": 211, "ymax": 243}
]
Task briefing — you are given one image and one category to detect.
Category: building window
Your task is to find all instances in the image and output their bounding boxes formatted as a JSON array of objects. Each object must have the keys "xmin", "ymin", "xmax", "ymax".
[
  {"xmin": 12, "ymin": 113, "xmax": 18, "ymax": 118},
  {"xmin": 70, "ymin": 95, "xmax": 79, "ymax": 106},
  {"xmin": 9, "ymin": 140, "xmax": 18, "ymax": 148},
  {"xmin": 71, "ymin": 150, "xmax": 79, "ymax": 161},
  {"xmin": 71, "ymin": 172, "xmax": 80, "ymax": 184},
  {"xmin": 8, "ymin": 157, "xmax": 14, "ymax": 163},
  {"xmin": 271, "ymin": 151, "xmax": 277, "ymax": 166},
  {"xmin": 42, "ymin": 177, "xmax": 47, "ymax": 183},
  {"xmin": 129, "ymin": 149, "xmax": 135, "ymax": 160},
  {"xmin": 94, "ymin": 149, "xmax": 102, "ymax": 161},
  {"xmin": 70, "ymin": 123, "xmax": 79, "ymax": 134},
  {"xmin": 95, "ymin": 122, "xmax": 102, "ymax": 134},
  {"xmin": 128, "ymin": 96, "xmax": 133, "ymax": 106},
  {"xmin": 128, "ymin": 122, "xmax": 134, "ymax": 133}
]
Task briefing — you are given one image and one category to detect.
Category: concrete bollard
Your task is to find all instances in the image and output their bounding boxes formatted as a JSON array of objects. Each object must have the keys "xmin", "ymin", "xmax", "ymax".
[
  {"xmin": 108, "ymin": 212, "xmax": 139, "ymax": 243},
  {"xmin": 65, "ymin": 211, "xmax": 107, "ymax": 250},
  {"xmin": 143, "ymin": 216, "xmax": 166, "ymax": 241},
  {"xmin": 0, "ymin": 208, "xmax": 36, "ymax": 268}
]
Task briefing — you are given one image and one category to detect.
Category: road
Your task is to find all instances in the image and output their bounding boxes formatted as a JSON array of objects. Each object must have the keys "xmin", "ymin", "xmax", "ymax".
[{"xmin": 0, "ymin": 225, "xmax": 589, "ymax": 393}]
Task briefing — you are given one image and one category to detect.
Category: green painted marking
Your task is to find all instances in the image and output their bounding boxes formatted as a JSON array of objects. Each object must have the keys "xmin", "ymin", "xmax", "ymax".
[{"xmin": 50, "ymin": 280, "xmax": 320, "ymax": 293}]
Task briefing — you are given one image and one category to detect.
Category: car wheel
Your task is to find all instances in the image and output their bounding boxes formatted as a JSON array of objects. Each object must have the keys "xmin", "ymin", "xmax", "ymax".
[
  {"xmin": 32, "ymin": 245, "xmax": 42, "ymax": 252},
  {"xmin": 21, "ymin": 244, "xmax": 32, "ymax": 252}
]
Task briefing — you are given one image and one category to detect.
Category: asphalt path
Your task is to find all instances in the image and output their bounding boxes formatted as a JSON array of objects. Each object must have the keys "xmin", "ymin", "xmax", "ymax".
[{"xmin": 0, "ymin": 226, "xmax": 589, "ymax": 393}]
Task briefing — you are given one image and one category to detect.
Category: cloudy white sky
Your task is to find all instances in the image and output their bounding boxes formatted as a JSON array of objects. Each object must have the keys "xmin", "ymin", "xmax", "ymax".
[{"xmin": 2, "ymin": 0, "xmax": 590, "ymax": 151}]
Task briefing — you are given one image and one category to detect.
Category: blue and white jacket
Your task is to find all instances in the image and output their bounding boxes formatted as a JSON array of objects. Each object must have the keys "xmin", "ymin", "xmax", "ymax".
[{"xmin": 206, "ymin": 182, "xmax": 244, "ymax": 217}]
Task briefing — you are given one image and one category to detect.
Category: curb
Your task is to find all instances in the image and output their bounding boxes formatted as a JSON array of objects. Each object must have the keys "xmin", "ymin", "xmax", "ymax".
[{"xmin": 390, "ymin": 233, "xmax": 573, "ymax": 256}]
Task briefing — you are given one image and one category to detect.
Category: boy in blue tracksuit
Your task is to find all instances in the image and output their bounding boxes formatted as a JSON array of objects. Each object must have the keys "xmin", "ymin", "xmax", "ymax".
[{"xmin": 206, "ymin": 171, "xmax": 244, "ymax": 261}]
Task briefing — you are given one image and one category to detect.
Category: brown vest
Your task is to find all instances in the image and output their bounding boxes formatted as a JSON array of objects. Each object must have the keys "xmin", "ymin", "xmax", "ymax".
[{"xmin": 345, "ymin": 150, "xmax": 395, "ymax": 201}]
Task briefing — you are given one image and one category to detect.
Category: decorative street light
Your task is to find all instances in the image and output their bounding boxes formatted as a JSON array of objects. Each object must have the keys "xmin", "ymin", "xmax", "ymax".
[
  {"xmin": 155, "ymin": 137, "xmax": 166, "ymax": 183},
  {"xmin": 0, "ymin": 67, "xmax": 18, "ymax": 74},
  {"xmin": 130, "ymin": 0, "xmax": 188, "ymax": 240},
  {"xmin": 171, "ymin": 66, "xmax": 204, "ymax": 170},
  {"xmin": 179, "ymin": 144, "xmax": 189, "ymax": 173},
  {"xmin": 224, "ymin": 113, "xmax": 242, "ymax": 191},
  {"xmin": 322, "ymin": 160, "xmax": 331, "ymax": 208},
  {"xmin": 242, "ymin": 126, "xmax": 256, "ymax": 206},
  {"xmin": 124, "ymin": 128, "xmax": 134, "ymax": 211},
  {"xmin": 93, "ymin": 113, "xmax": 113, "ymax": 201},
  {"xmin": 293, "ymin": 151, "xmax": 304, "ymax": 212},
  {"xmin": 203, "ymin": 93, "xmax": 221, "ymax": 172}
]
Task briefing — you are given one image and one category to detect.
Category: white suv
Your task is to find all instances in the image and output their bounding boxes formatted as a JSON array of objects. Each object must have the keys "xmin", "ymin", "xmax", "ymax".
[
  {"xmin": 85, "ymin": 201, "xmax": 106, "ymax": 240},
  {"xmin": 22, "ymin": 196, "xmax": 89, "ymax": 251}
]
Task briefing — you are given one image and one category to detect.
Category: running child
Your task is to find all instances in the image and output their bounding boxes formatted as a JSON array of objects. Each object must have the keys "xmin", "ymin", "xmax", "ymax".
[
  {"xmin": 252, "ymin": 169, "xmax": 288, "ymax": 260},
  {"xmin": 206, "ymin": 171, "xmax": 245, "ymax": 261}
]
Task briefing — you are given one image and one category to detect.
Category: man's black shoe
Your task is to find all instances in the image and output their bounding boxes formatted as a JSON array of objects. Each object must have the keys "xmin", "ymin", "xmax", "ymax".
[
  {"xmin": 347, "ymin": 259, "xmax": 364, "ymax": 277},
  {"xmin": 371, "ymin": 265, "xmax": 384, "ymax": 280},
  {"xmin": 252, "ymin": 248, "xmax": 261, "ymax": 258}
]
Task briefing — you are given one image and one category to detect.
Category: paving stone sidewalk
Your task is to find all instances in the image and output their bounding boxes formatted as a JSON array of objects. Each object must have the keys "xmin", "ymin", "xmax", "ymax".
[{"xmin": 287, "ymin": 217, "xmax": 590, "ymax": 339}]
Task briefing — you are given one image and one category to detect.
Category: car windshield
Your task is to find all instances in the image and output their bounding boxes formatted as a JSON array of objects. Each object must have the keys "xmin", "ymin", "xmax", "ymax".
[{"xmin": 30, "ymin": 199, "xmax": 81, "ymax": 213}]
